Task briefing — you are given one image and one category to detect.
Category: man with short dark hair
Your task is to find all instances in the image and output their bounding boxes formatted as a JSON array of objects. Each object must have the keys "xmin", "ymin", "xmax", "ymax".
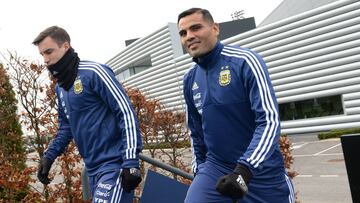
[
  {"xmin": 34, "ymin": 26, "xmax": 143, "ymax": 203},
  {"xmin": 178, "ymin": 8, "xmax": 295, "ymax": 203}
]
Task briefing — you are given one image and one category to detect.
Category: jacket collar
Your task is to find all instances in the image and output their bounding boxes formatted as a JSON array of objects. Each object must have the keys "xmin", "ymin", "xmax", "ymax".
[{"xmin": 193, "ymin": 41, "xmax": 223, "ymax": 69}]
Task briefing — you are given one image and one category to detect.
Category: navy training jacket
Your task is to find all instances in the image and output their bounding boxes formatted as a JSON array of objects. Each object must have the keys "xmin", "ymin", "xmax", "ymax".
[
  {"xmin": 184, "ymin": 42, "xmax": 285, "ymax": 182},
  {"xmin": 44, "ymin": 61, "xmax": 142, "ymax": 176}
]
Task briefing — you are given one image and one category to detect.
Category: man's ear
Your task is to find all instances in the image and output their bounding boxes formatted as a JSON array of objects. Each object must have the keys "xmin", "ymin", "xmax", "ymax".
[
  {"xmin": 213, "ymin": 23, "xmax": 220, "ymax": 36},
  {"xmin": 63, "ymin": 41, "xmax": 70, "ymax": 50}
]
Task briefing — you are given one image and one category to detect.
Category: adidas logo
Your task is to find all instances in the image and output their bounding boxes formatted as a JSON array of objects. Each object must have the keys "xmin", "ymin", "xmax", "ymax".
[
  {"xmin": 192, "ymin": 82, "xmax": 199, "ymax": 90},
  {"xmin": 52, "ymin": 71, "xmax": 59, "ymax": 76}
]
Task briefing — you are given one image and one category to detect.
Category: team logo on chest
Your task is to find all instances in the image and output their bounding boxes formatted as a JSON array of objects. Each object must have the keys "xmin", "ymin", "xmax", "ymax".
[
  {"xmin": 219, "ymin": 66, "xmax": 231, "ymax": 86},
  {"xmin": 73, "ymin": 77, "xmax": 83, "ymax": 94}
]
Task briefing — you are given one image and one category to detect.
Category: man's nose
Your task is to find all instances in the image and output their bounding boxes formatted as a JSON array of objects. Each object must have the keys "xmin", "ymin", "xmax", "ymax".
[
  {"xmin": 186, "ymin": 31, "xmax": 195, "ymax": 41},
  {"xmin": 43, "ymin": 55, "xmax": 50, "ymax": 65}
]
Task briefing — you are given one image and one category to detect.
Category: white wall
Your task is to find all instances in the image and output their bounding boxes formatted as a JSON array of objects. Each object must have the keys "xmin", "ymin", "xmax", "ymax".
[{"xmin": 108, "ymin": 0, "xmax": 360, "ymax": 134}]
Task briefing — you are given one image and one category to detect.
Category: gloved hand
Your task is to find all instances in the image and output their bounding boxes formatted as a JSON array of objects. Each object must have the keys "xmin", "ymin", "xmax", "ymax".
[
  {"xmin": 121, "ymin": 168, "xmax": 142, "ymax": 193},
  {"xmin": 216, "ymin": 164, "xmax": 252, "ymax": 199},
  {"xmin": 37, "ymin": 157, "xmax": 53, "ymax": 185}
]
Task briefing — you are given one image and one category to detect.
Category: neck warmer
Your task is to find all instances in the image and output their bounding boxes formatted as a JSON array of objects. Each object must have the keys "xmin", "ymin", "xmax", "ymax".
[{"xmin": 47, "ymin": 48, "xmax": 80, "ymax": 91}]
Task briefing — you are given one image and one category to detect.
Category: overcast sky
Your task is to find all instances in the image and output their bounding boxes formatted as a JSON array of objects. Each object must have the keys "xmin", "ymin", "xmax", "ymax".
[{"xmin": 0, "ymin": 0, "xmax": 283, "ymax": 64}]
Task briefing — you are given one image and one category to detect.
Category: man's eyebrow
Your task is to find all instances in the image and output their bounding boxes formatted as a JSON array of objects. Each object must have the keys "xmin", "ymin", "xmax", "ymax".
[
  {"xmin": 44, "ymin": 48, "xmax": 53, "ymax": 53},
  {"xmin": 39, "ymin": 48, "xmax": 53, "ymax": 56},
  {"xmin": 189, "ymin": 23, "xmax": 202, "ymax": 29}
]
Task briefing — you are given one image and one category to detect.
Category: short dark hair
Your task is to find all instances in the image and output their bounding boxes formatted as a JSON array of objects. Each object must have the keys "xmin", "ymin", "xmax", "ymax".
[
  {"xmin": 32, "ymin": 26, "xmax": 71, "ymax": 46},
  {"xmin": 177, "ymin": 8, "xmax": 214, "ymax": 24}
]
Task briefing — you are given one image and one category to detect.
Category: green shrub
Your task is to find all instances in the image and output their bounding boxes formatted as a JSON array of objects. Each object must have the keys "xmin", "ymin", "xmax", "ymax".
[{"xmin": 318, "ymin": 128, "xmax": 360, "ymax": 140}]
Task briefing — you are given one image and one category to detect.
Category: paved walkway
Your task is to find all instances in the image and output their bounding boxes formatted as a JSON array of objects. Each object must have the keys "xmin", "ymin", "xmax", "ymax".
[{"xmin": 289, "ymin": 135, "xmax": 352, "ymax": 203}]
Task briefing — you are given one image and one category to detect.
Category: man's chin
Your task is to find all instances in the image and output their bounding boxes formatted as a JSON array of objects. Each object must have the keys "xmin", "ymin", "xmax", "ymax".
[{"xmin": 188, "ymin": 50, "xmax": 201, "ymax": 58}]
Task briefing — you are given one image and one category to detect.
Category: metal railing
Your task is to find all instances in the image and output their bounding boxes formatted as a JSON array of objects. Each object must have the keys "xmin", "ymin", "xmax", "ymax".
[{"xmin": 139, "ymin": 153, "xmax": 194, "ymax": 180}]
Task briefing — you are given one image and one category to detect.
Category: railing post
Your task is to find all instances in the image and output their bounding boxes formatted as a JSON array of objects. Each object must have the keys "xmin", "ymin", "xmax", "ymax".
[{"xmin": 81, "ymin": 167, "xmax": 91, "ymax": 201}]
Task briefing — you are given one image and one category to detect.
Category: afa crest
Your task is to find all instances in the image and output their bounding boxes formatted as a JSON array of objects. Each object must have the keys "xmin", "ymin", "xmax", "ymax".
[
  {"xmin": 219, "ymin": 69, "xmax": 231, "ymax": 86},
  {"xmin": 74, "ymin": 77, "xmax": 83, "ymax": 94}
]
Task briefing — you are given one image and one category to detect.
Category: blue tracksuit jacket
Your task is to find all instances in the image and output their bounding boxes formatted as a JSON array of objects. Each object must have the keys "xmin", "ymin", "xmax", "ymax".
[
  {"xmin": 44, "ymin": 61, "xmax": 142, "ymax": 176},
  {"xmin": 184, "ymin": 42, "xmax": 285, "ymax": 181}
]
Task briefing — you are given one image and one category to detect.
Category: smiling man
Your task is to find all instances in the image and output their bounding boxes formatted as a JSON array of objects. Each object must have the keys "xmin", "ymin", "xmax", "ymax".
[
  {"xmin": 33, "ymin": 26, "xmax": 142, "ymax": 203},
  {"xmin": 178, "ymin": 8, "xmax": 295, "ymax": 203}
]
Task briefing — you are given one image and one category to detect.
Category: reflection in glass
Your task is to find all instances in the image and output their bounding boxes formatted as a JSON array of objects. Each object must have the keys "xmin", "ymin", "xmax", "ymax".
[{"xmin": 279, "ymin": 95, "xmax": 343, "ymax": 121}]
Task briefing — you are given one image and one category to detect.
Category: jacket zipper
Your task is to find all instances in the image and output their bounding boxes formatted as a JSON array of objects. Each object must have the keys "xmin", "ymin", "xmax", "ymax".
[
  {"xmin": 206, "ymin": 69, "xmax": 212, "ymax": 102},
  {"xmin": 64, "ymin": 89, "xmax": 72, "ymax": 119}
]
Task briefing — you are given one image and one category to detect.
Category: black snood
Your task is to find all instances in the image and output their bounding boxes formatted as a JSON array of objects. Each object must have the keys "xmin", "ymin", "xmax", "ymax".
[{"xmin": 47, "ymin": 48, "xmax": 80, "ymax": 91}]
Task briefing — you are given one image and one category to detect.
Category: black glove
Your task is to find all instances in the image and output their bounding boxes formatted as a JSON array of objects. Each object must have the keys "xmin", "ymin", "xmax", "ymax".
[
  {"xmin": 216, "ymin": 164, "xmax": 252, "ymax": 199},
  {"xmin": 121, "ymin": 168, "xmax": 142, "ymax": 193},
  {"xmin": 37, "ymin": 157, "xmax": 53, "ymax": 185}
]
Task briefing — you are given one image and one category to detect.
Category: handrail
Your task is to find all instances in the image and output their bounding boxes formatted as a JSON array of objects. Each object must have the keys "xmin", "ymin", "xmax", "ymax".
[{"xmin": 139, "ymin": 153, "xmax": 194, "ymax": 181}]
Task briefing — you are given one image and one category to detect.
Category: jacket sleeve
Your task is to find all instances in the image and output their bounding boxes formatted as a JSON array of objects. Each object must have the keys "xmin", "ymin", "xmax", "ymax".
[
  {"xmin": 238, "ymin": 50, "xmax": 281, "ymax": 173},
  {"xmin": 44, "ymin": 87, "xmax": 73, "ymax": 161},
  {"xmin": 183, "ymin": 70, "xmax": 207, "ymax": 174},
  {"xmin": 91, "ymin": 64, "xmax": 142, "ymax": 168}
]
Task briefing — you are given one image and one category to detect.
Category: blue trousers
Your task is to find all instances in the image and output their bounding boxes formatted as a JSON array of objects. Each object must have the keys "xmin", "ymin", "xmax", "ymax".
[
  {"xmin": 185, "ymin": 161, "xmax": 295, "ymax": 203},
  {"xmin": 89, "ymin": 169, "xmax": 134, "ymax": 203}
]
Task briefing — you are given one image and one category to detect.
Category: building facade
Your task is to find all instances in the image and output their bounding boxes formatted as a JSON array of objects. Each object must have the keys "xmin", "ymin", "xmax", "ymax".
[{"xmin": 107, "ymin": 0, "xmax": 360, "ymax": 134}]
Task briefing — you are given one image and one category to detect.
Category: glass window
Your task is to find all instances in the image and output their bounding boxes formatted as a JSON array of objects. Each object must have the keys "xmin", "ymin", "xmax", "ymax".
[
  {"xmin": 118, "ymin": 69, "xmax": 130, "ymax": 82},
  {"xmin": 279, "ymin": 95, "xmax": 344, "ymax": 121},
  {"xmin": 118, "ymin": 55, "xmax": 152, "ymax": 80}
]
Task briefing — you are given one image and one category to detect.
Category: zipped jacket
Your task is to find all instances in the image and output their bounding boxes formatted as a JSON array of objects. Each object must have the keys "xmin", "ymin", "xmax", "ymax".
[
  {"xmin": 184, "ymin": 42, "xmax": 285, "ymax": 181},
  {"xmin": 45, "ymin": 61, "xmax": 142, "ymax": 176}
]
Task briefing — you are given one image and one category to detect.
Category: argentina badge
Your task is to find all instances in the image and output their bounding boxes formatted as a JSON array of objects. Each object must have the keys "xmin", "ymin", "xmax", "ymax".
[
  {"xmin": 74, "ymin": 77, "xmax": 83, "ymax": 94},
  {"xmin": 219, "ymin": 69, "xmax": 231, "ymax": 86}
]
